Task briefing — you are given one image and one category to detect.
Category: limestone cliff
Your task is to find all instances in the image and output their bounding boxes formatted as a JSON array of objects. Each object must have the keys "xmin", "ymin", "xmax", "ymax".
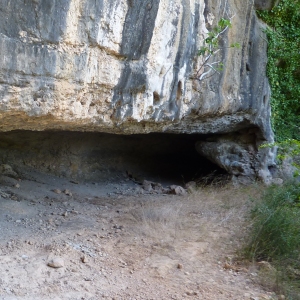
[{"xmin": 0, "ymin": 0, "xmax": 276, "ymax": 182}]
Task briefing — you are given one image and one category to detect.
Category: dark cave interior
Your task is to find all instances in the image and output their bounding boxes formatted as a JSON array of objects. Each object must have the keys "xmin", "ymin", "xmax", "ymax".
[{"xmin": 0, "ymin": 131, "xmax": 226, "ymax": 185}]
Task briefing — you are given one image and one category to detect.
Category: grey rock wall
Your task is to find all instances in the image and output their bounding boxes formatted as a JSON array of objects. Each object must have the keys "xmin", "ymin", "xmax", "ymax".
[
  {"xmin": 255, "ymin": 0, "xmax": 278, "ymax": 10},
  {"xmin": 0, "ymin": 0, "xmax": 275, "ymax": 182}
]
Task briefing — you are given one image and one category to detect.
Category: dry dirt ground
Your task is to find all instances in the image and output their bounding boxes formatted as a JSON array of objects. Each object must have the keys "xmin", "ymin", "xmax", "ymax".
[{"xmin": 0, "ymin": 170, "xmax": 280, "ymax": 300}]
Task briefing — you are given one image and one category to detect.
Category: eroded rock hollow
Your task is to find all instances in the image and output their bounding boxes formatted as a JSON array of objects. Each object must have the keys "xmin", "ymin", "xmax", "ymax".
[
  {"xmin": 0, "ymin": 0, "xmax": 276, "ymax": 183},
  {"xmin": 0, "ymin": 131, "xmax": 226, "ymax": 183}
]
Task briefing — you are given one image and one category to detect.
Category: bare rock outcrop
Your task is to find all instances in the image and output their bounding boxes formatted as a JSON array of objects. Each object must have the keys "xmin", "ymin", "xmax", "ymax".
[
  {"xmin": 196, "ymin": 131, "xmax": 276, "ymax": 184},
  {"xmin": 254, "ymin": 0, "xmax": 279, "ymax": 10},
  {"xmin": 0, "ymin": 0, "xmax": 275, "ymax": 181}
]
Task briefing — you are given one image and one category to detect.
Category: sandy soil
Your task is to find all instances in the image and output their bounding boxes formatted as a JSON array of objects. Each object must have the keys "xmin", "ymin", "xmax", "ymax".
[{"xmin": 0, "ymin": 170, "xmax": 279, "ymax": 300}]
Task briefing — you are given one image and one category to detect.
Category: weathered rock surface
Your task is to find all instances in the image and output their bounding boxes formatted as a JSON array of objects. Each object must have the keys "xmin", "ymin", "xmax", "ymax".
[
  {"xmin": 0, "ymin": 0, "xmax": 275, "ymax": 181},
  {"xmin": 254, "ymin": 0, "xmax": 279, "ymax": 11},
  {"xmin": 196, "ymin": 131, "xmax": 276, "ymax": 184}
]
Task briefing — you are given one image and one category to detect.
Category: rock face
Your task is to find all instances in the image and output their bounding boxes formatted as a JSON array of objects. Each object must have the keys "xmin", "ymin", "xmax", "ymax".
[
  {"xmin": 195, "ymin": 131, "xmax": 276, "ymax": 184},
  {"xmin": 254, "ymin": 0, "xmax": 278, "ymax": 11},
  {"xmin": 0, "ymin": 0, "xmax": 275, "ymax": 182}
]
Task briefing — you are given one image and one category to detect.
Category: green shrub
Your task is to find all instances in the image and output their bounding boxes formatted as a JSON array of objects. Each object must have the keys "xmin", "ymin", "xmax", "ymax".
[
  {"xmin": 248, "ymin": 182, "xmax": 300, "ymax": 261},
  {"xmin": 243, "ymin": 181, "xmax": 300, "ymax": 298}
]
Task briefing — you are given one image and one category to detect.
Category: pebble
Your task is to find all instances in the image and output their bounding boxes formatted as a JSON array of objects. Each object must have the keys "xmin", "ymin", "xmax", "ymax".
[
  {"xmin": 142, "ymin": 180, "xmax": 153, "ymax": 192},
  {"xmin": 170, "ymin": 185, "xmax": 187, "ymax": 196},
  {"xmin": 177, "ymin": 263, "xmax": 183, "ymax": 269},
  {"xmin": 81, "ymin": 255, "xmax": 88, "ymax": 263},
  {"xmin": 186, "ymin": 291, "xmax": 198, "ymax": 296},
  {"xmin": 0, "ymin": 164, "xmax": 18, "ymax": 178},
  {"xmin": 64, "ymin": 189, "xmax": 72, "ymax": 196},
  {"xmin": 53, "ymin": 189, "xmax": 62, "ymax": 194},
  {"xmin": 47, "ymin": 257, "xmax": 65, "ymax": 268},
  {"xmin": 84, "ymin": 277, "xmax": 92, "ymax": 281}
]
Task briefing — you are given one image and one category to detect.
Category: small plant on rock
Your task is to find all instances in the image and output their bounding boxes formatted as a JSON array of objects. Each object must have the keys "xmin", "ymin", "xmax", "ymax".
[{"xmin": 194, "ymin": 17, "xmax": 240, "ymax": 82}]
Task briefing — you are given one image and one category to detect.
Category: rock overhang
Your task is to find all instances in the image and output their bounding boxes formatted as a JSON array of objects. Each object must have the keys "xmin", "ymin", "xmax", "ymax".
[{"xmin": 0, "ymin": 0, "xmax": 276, "ymax": 183}]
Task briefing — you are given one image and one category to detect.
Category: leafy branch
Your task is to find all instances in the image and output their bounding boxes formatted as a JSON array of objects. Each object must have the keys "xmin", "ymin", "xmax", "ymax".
[{"xmin": 193, "ymin": 17, "xmax": 240, "ymax": 82}]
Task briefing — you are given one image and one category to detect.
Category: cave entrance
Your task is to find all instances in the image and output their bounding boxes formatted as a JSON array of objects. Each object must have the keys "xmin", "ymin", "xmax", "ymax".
[{"xmin": 0, "ymin": 131, "xmax": 226, "ymax": 185}]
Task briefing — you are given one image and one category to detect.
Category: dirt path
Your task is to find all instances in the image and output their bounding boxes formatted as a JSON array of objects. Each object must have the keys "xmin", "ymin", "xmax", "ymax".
[{"xmin": 0, "ymin": 171, "xmax": 278, "ymax": 300}]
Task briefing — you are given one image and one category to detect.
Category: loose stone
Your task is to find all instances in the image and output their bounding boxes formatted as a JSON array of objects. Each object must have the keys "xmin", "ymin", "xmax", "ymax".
[{"xmin": 47, "ymin": 257, "xmax": 65, "ymax": 268}]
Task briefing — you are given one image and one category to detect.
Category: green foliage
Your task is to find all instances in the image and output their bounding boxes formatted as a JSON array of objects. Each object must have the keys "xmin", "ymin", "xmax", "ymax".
[
  {"xmin": 247, "ymin": 182, "xmax": 300, "ymax": 261},
  {"xmin": 246, "ymin": 181, "xmax": 300, "ymax": 297},
  {"xmin": 257, "ymin": 1, "xmax": 300, "ymax": 141},
  {"xmin": 272, "ymin": 139, "xmax": 300, "ymax": 159},
  {"xmin": 198, "ymin": 18, "xmax": 231, "ymax": 54}
]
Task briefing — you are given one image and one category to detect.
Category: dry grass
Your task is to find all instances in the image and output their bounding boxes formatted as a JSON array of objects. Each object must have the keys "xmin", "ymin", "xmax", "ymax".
[
  {"xmin": 127, "ymin": 182, "xmax": 265, "ymax": 251},
  {"xmin": 129, "ymin": 198, "xmax": 183, "ymax": 244}
]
